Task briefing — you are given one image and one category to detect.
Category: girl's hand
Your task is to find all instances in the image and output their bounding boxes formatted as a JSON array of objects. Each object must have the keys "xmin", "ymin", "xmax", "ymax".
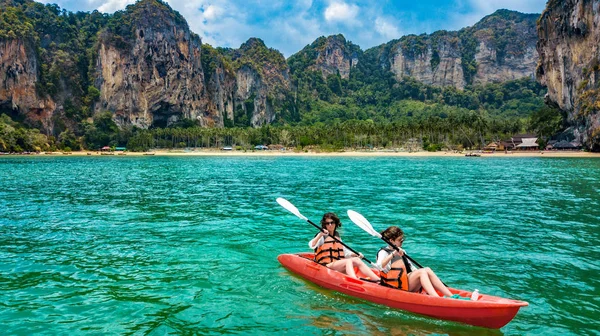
[
  {"xmin": 358, "ymin": 253, "xmax": 364, "ymax": 259},
  {"xmin": 394, "ymin": 249, "xmax": 404, "ymax": 257},
  {"xmin": 322, "ymin": 229, "xmax": 329, "ymax": 236}
]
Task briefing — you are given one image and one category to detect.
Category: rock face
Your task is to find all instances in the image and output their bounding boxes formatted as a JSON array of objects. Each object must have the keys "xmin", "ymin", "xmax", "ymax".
[
  {"xmin": 311, "ymin": 35, "xmax": 359, "ymax": 79},
  {"xmin": 95, "ymin": 3, "xmax": 291, "ymax": 128},
  {"xmin": 229, "ymin": 38, "xmax": 292, "ymax": 126},
  {"xmin": 537, "ymin": 0, "xmax": 600, "ymax": 151},
  {"xmin": 0, "ymin": 0, "xmax": 292, "ymax": 132},
  {"xmin": 0, "ymin": 1, "xmax": 543, "ymax": 134},
  {"xmin": 0, "ymin": 39, "xmax": 55, "ymax": 131},
  {"xmin": 388, "ymin": 33, "xmax": 466, "ymax": 89},
  {"xmin": 385, "ymin": 10, "xmax": 539, "ymax": 89},
  {"xmin": 94, "ymin": 0, "xmax": 211, "ymax": 128},
  {"xmin": 289, "ymin": 34, "xmax": 361, "ymax": 80}
]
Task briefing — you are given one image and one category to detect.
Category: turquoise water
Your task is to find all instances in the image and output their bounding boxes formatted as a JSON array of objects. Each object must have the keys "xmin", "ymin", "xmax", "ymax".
[{"xmin": 1, "ymin": 156, "xmax": 598, "ymax": 335}]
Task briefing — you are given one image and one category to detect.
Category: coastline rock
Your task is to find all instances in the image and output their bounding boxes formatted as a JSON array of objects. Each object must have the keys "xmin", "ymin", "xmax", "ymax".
[{"xmin": 537, "ymin": 0, "xmax": 600, "ymax": 151}]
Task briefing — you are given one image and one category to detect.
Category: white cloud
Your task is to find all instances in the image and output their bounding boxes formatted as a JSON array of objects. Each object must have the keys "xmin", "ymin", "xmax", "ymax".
[
  {"xmin": 374, "ymin": 17, "xmax": 400, "ymax": 40},
  {"xmin": 202, "ymin": 4, "xmax": 224, "ymax": 21},
  {"xmin": 97, "ymin": 0, "xmax": 136, "ymax": 13},
  {"xmin": 324, "ymin": 1, "xmax": 359, "ymax": 23},
  {"xmin": 33, "ymin": 0, "xmax": 548, "ymax": 58}
]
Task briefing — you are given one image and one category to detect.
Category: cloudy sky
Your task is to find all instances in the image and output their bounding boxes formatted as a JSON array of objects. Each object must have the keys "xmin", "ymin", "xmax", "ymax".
[{"xmin": 37, "ymin": 0, "xmax": 548, "ymax": 57}]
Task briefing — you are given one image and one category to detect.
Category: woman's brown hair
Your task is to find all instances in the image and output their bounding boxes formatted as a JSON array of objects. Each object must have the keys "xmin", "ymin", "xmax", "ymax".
[
  {"xmin": 381, "ymin": 226, "xmax": 404, "ymax": 241},
  {"xmin": 320, "ymin": 212, "xmax": 341, "ymax": 230}
]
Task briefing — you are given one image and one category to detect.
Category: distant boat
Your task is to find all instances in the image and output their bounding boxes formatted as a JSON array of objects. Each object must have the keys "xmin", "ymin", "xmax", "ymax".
[
  {"xmin": 465, "ymin": 152, "xmax": 481, "ymax": 157},
  {"xmin": 143, "ymin": 152, "xmax": 155, "ymax": 156}
]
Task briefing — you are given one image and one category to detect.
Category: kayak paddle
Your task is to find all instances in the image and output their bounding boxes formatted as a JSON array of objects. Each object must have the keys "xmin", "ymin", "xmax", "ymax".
[
  {"xmin": 276, "ymin": 197, "xmax": 380, "ymax": 269},
  {"xmin": 347, "ymin": 209, "xmax": 448, "ymax": 286}
]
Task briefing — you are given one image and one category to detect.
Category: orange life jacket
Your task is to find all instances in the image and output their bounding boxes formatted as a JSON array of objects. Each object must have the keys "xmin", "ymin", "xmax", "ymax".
[
  {"xmin": 379, "ymin": 247, "xmax": 409, "ymax": 290},
  {"xmin": 314, "ymin": 234, "xmax": 345, "ymax": 265}
]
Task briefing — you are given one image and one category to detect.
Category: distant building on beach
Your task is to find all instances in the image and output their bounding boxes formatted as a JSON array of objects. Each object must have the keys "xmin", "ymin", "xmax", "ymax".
[
  {"xmin": 516, "ymin": 138, "xmax": 539, "ymax": 150},
  {"xmin": 501, "ymin": 134, "xmax": 539, "ymax": 151}
]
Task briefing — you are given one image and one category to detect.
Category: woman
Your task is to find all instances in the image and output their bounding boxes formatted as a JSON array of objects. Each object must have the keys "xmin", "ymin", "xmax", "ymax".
[
  {"xmin": 376, "ymin": 226, "xmax": 452, "ymax": 297},
  {"xmin": 309, "ymin": 212, "xmax": 380, "ymax": 281}
]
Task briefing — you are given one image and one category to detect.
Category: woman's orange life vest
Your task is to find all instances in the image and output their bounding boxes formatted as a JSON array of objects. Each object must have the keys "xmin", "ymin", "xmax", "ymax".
[
  {"xmin": 314, "ymin": 233, "xmax": 345, "ymax": 265},
  {"xmin": 379, "ymin": 247, "xmax": 409, "ymax": 290}
]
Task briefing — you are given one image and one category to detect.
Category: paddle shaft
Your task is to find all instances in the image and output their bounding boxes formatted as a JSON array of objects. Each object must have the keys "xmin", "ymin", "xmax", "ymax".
[
  {"xmin": 380, "ymin": 236, "xmax": 448, "ymax": 287},
  {"xmin": 306, "ymin": 219, "xmax": 375, "ymax": 264}
]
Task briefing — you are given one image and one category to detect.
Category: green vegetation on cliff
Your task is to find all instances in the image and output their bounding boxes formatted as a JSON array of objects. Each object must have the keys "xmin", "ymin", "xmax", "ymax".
[{"xmin": 0, "ymin": 2, "xmax": 568, "ymax": 152}]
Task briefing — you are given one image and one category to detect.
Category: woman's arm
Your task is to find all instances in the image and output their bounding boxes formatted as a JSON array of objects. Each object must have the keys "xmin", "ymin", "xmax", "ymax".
[
  {"xmin": 376, "ymin": 249, "xmax": 395, "ymax": 271},
  {"xmin": 308, "ymin": 232, "xmax": 326, "ymax": 249}
]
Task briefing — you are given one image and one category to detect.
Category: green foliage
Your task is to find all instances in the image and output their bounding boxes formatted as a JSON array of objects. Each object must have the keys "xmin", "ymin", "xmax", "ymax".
[
  {"xmin": 528, "ymin": 106, "xmax": 566, "ymax": 138},
  {"xmin": 430, "ymin": 49, "xmax": 440, "ymax": 70},
  {"xmin": 0, "ymin": 7, "xmax": 35, "ymax": 39},
  {"xmin": 0, "ymin": 2, "xmax": 563, "ymax": 151},
  {"xmin": 0, "ymin": 113, "xmax": 49, "ymax": 152},
  {"xmin": 82, "ymin": 112, "xmax": 119, "ymax": 149},
  {"xmin": 459, "ymin": 31, "xmax": 478, "ymax": 85},
  {"xmin": 400, "ymin": 34, "xmax": 429, "ymax": 58}
]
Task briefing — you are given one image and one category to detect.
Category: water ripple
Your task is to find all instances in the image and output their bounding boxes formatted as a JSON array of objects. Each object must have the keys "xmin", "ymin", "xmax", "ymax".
[{"xmin": 0, "ymin": 156, "xmax": 599, "ymax": 335}]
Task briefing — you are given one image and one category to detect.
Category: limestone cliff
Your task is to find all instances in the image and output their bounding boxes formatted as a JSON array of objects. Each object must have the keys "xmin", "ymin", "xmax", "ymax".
[
  {"xmin": 223, "ymin": 38, "xmax": 292, "ymax": 126},
  {"xmin": 383, "ymin": 10, "xmax": 539, "ymax": 89},
  {"xmin": 537, "ymin": 0, "xmax": 600, "ymax": 151},
  {"xmin": 288, "ymin": 34, "xmax": 361, "ymax": 80},
  {"xmin": 311, "ymin": 35, "xmax": 360, "ymax": 79},
  {"xmin": 94, "ymin": 0, "xmax": 212, "ymax": 128},
  {"xmin": 0, "ymin": 38, "xmax": 55, "ymax": 131}
]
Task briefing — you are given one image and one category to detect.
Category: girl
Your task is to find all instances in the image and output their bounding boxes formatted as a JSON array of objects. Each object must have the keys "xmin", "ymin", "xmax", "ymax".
[
  {"xmin": 309, "ymin": 212, "xmax": 380, "ymax": 281},
  {"xmin": 376, "ymin": 226, "xmax": 452, "ymax": 297}
]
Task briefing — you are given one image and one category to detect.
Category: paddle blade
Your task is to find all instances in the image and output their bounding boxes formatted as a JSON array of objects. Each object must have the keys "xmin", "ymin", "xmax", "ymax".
[
  {"xmin": 276, "ymin": 197, "xmax": 308, "ymax": 221},
  {"xmin": 347, "ymin": 210, "xmax": 382, "ymax": 238}
]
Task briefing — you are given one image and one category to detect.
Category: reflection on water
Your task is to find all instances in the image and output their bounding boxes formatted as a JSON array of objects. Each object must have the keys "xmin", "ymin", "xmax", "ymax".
[{"xmin": 0, "ymin": 156, "xmax": 598, "ymax": 335}]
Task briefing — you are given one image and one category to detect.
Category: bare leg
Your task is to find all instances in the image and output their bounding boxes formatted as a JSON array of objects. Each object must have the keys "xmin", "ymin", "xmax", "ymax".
[
  {"xmin": 423, "ymin": 267, "xmax": 452, "ymax": 297},
  {"xmin": 409, "ymin": 269, "xmax": 439, "ymax": 296},
  {"xmin": 327, "ymin": 259, "xmax": 358, "ymax": 278},
  {"xmin": 351, "ymin": 258, "xmax": 380, "ymax": 280},
  {"xmin": 345, "ymin": 259, "xmax": 358, "ymax": 278}
]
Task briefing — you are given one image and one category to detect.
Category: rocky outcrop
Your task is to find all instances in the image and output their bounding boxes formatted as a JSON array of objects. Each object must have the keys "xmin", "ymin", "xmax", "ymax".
[
  {"xmin": 0, "ymin": 0, "xmax": 545, "ymax": 134},
  {"xmin": 94, "ymin": 0, "xmax": 212, "ymax": 128},
  {"xmin": 228, "ymin": 38, "xmax": 292, "ymax": 126},
  {"xmin": 388, "ymin": 33, "xmax": 466, "ymax": 89},
  {"xmin": 385, "ymin": 10, "xmax": 539, "ymax": 89},
  {"xmin": 0, "ymin": 38, "xmax": 55, "ymax": 131},
  {"xmin": 289, "ymin": 34, "xmax": 361, "ymax": 80},
  {"xmin": 311, "ymin": 35, "xmax": 359, "ymax": 79},
  {"xmin": 93, "ymin": 2, "xmax": 290, "ymax": 129},
  {"xmin": 537, "ymin": 0, "xmax": 600, "ymax": 151}
]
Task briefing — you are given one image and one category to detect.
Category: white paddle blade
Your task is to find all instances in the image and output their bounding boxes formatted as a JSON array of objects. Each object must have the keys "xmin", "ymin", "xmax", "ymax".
[
  {"xmin": 347, "ymin": 210, "xmax": 382, "ymax": 238},
  {"xmin": 276, "ymin": 197, "xmax": 308, "ymax": 221}
]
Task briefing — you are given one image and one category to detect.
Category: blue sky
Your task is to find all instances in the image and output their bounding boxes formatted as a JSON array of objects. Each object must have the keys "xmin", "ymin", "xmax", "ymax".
[{"xmin": 37, "ymin": 0, "xmax": 548, "ymax": 57}]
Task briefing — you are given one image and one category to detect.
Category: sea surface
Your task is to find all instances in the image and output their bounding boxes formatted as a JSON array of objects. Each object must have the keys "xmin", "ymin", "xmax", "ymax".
[{"xmin": 1, "ymin": 156, "xmax": 598, "ymax": 335}]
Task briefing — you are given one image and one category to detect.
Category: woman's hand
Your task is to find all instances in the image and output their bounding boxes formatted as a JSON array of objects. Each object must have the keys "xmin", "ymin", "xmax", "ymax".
[
  {"xmin": 358, "ymin": 252, "xmax": 364, "ymax": 259},
  {"xmin": 321, "ymin": 229, "xmax": 329, "ymax": 237}
]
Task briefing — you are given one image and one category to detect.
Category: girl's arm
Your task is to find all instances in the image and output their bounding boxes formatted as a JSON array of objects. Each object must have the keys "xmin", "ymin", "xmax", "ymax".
[
  {"xmin": 308, "ymin": 232, "xmax": 326, "ymax": 249},
  {"xmin": 376, "ymin": 250, "xmax": 394, "ymax": 270}
]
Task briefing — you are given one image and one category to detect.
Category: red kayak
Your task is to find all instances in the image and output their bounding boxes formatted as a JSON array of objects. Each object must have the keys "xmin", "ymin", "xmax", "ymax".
[{"xmin": 278, "ymin": 253, "xmax": 528, "ymax": 329}]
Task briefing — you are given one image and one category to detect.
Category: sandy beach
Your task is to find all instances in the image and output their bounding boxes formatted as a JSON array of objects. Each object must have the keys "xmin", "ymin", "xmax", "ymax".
[{"xmin": 13, "ymin": 149, "xmax": 600, "ymax": 158}]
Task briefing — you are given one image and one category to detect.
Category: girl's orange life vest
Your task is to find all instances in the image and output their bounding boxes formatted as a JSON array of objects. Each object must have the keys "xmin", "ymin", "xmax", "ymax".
[
  {"xmin": 314, "ymin": 233, "xmax": 345, "ymax": 265},
  {"xmin": 379, "ymin": 247, "xmax": 409, "ymax": 290}
]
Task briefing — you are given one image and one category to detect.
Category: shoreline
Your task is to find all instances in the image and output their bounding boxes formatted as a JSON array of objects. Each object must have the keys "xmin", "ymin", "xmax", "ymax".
[{"xmin": 2, "ymin": 150, "xmax": 600, "ymax": 158}]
